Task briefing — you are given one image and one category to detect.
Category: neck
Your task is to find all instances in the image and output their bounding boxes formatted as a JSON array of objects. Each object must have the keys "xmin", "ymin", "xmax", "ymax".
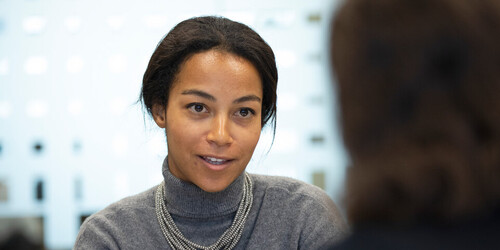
[{"xmin": 161, "ymin": 156, "xmax": 245, "ymax": 218}]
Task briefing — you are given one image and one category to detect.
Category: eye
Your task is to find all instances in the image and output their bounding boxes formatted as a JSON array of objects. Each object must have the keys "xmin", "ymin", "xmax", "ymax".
[
  {"xmin": 235, "ymin": 108, "xmax": 255, "ymax": 118},
  {"xmin": 187, "ymin": 103, "xmax": 208, "ymax": 113}
]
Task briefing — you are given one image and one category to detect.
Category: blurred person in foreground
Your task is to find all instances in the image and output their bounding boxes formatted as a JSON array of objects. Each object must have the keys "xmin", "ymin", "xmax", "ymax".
[{"xmin": 327, "ymin": 0, "xmax": 500, "ymax": 249}]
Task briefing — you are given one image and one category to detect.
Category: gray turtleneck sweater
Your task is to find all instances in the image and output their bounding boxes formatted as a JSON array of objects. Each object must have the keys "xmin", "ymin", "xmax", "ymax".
[{"xmin": 74, "ymin": 158, "xmax": 347, "ymax": 249}]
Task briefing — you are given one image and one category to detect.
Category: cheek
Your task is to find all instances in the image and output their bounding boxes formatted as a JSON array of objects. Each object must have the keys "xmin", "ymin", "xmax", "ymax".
[
  {"xmin": 166, "ymin": 117, "xmax": 201, "ymax": 150},
  {"xmin": 239, "ymin": 125, "xmax": 262, "ymax": 152}
]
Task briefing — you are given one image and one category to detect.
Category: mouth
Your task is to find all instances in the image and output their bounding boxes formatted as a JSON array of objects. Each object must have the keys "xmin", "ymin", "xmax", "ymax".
[{"xmin": 199, "ymin": 155, "xmax": 233, "ymax": 168}]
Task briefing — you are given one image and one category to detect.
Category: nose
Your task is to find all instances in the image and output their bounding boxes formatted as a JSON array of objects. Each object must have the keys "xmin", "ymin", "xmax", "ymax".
[{"xmin": 207, "ymin": 115, "xmax": 234, "ymax": 146}]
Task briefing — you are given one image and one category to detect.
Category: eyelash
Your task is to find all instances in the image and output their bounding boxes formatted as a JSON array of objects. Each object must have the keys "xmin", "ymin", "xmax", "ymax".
[
  {"xmin": 186, "ymin": 103, "xmax": 255, "ymax": 118},
  {"xmin": 186, "ymin": 103, "xmax": 208, "ymax": 113},
  {"xmin": 235, "ymin": 108, "xmax": 256, "ymax": 118}
]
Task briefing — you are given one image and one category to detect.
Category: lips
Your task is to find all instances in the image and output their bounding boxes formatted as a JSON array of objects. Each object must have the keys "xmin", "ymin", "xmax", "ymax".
[
  {"xmin": 203, "ymin": 156, "xmax": 228, "ymax": 165},
  {"xmin": 200, "ymin": 156, "xmax": 232, "ymax": 167}
]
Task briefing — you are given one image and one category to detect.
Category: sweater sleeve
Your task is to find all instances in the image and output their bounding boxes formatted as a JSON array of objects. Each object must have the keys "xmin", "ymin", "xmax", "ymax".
[{"xmin": 73, "ymin": 216, "xmax": 120, "ymax": 250}]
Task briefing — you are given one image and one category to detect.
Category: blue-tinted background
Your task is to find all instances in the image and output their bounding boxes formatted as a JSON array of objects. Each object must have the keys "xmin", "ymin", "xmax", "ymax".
[{"xmin": 0, "ymin": 0, "xmax": 346, "ymax": 249}]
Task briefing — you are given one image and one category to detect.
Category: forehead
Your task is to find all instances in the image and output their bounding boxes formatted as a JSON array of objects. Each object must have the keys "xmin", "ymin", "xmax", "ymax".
[{"xmin": 171, "ymin": 50, "xmax": 263, "ymax": 96}]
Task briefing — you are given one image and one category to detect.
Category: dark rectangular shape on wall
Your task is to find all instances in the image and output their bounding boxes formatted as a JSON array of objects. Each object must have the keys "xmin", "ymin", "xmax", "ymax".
[{"xmin": 35, "ymin": 180, "xmax": 44, "ymax": 202}]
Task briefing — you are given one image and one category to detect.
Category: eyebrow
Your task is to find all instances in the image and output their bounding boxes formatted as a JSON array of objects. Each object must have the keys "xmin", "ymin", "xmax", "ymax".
[
  {"xmin": 181, "ymin": 89, "xmax": 261, "ymax": 104},
  {"xmin": 233, "ymin": 95, "xmax": 261, "ymax": 104},
  {"xmin": 181, "ymin": 89, "xmax": 215, "ymax": 101}
]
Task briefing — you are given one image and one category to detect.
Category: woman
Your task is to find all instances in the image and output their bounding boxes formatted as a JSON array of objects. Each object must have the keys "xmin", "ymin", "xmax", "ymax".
[{"xmin": 75, "ymin": 16, "xmax": 347, "ymax": 249}]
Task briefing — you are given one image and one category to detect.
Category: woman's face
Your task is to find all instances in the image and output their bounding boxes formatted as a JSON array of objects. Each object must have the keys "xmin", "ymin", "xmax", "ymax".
[{"xmin": 153, "ymin": 50, "xmax": 263, "ymax": 192}]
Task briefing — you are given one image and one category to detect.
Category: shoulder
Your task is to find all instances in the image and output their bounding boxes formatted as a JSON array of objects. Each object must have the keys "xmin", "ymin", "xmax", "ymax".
[
  {"xmin": 250, "ymin": 173, "xmax": 332, "ymax": 205},
  {"xmin": 75, "ymin": 185, "xmax": 159, "ymax": 248},
  {"xmin": 88, "ymin": 185, "xmax": 157, "ymax": 223},
  {"xmin": 249, "ymin": 174, "xmax": 348, "ymax": 245},
  {"xmin": 249, "ymin": 173, "xmax": 345, "ymax": 225}
]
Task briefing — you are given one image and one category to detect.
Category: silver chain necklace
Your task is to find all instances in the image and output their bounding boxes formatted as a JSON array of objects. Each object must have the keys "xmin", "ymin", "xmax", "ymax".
[{"xmin": 155, "ymin": 173, "xmax": 253, "ymax": 250}]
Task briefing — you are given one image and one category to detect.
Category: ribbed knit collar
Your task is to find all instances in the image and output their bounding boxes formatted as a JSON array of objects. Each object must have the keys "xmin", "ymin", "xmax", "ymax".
[{"xmin": 161, "ymin": 156, "xmax": 245, "ymax": 218}]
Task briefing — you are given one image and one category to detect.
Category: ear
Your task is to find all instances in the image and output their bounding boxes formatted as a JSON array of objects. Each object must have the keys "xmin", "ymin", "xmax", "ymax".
[{"xmin": 152, "ymin": 104, "xmax": 167, "ymax": 128}]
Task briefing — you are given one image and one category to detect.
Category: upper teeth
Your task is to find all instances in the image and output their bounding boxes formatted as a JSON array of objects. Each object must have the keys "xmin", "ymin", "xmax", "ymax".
[{"xmin": 206, "ymin": 157, "xmax": 225, "ymax": 162}]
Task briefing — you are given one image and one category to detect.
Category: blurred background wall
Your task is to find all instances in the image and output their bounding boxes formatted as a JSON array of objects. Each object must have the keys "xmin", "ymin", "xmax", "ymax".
[{"xmin": 0, "ymin": 0, "xmax": 346, "ymax": 249}]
